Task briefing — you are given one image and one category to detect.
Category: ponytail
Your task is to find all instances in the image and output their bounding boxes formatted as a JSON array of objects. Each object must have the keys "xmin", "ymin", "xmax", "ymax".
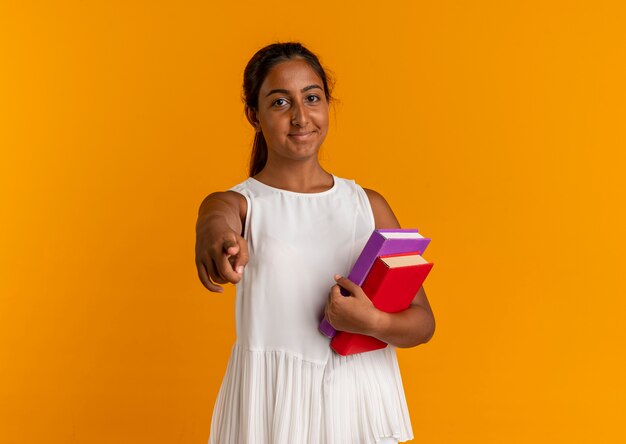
[{"xmin": 249, "ymin": 131, "xmax": 268, "ymax": 177}]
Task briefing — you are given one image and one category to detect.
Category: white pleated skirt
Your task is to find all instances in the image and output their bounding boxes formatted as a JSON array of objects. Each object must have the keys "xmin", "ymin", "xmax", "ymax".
[{"xmin": 208, "ymin": 343, "xmax": 413, "ymax": 444}]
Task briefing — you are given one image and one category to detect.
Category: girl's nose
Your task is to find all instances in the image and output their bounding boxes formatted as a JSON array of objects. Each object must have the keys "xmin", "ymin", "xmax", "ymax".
[{"xmin": 291, "ymin": 102, "xmax": 309, "ymax": 127}]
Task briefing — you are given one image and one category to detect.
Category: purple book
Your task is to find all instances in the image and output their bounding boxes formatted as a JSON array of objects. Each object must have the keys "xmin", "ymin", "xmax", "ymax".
[{"xmin": 319, "ymin": 228, "xmax": 431, "ymax": 338}]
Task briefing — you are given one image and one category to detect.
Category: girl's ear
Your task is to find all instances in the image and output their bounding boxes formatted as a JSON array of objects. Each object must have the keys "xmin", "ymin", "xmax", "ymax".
[{"xmin": 245, "ymin": 106, "xmax": 261, "ymax": 132}]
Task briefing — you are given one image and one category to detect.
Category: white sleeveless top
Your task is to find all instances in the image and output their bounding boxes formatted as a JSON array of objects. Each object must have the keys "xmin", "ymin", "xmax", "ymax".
[{"xmin": 208, "ymin": 175, "xmax": 413, "ymax": 444}]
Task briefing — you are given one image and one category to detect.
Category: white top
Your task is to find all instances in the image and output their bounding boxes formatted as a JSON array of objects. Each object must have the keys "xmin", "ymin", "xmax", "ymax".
[{"xmin": 208, "ymin": 175, "xmax": 413, "ymax": 444}]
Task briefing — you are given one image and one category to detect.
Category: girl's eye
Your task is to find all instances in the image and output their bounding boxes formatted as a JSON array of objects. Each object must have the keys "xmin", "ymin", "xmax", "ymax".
[
  {"xmin": 307, "ymin": 95, "xmax": 320, "ymax": 103},
  {"xmin": 273, "ymin": 98, "xmax": 288, "ymax": 107}
]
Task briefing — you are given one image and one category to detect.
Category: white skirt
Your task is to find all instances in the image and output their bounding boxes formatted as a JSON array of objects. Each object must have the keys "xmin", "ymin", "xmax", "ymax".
[{"xmin": 208, "ymin": 343, "xmax": 413, "ymax": 444}]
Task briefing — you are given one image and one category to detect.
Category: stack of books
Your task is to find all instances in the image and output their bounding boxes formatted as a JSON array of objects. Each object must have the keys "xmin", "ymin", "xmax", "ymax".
[{"xmin": 319, "ymin": 229, "xmax": 434, "ymax": 356}]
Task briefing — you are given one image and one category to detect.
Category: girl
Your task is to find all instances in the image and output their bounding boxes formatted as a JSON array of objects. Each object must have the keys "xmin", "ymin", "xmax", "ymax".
[{"xmin": 195, "ymin": 42, "xmax": 435, "ymax": 444}]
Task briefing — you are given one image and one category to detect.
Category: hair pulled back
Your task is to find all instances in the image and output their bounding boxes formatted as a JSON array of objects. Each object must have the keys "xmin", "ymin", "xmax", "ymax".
[{"xmin": 242, "ymin": 42, "xmax": 334, "ymax": 177}]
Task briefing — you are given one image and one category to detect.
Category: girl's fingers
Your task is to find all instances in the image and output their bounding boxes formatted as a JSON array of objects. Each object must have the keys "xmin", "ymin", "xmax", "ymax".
[
  {"xmin": 232, "ymin": 237, "xmax": 249, "ymax": 273},
  {"xmin": 334, "ymin": 275, "xmax": 357, "ymax": 291},
  {"xmin": 223, "ymin": 238, "xmax": 240, "ymax": 256},
  {"xmin": 330, "ymin": 284, "xmax": 344, "ymax": 299},
  {"xmin": 209, "ymin": 258, "xmax": 229, "ymax": 284},
  {"xmin": 217, "ymin": 245, "xmax": 242, "ymax": 284},
  {"xmin": 198, "ymin": 232, "xmax": 249, "ymax": 291},
  {"xmin": 196, "ymin": 259, "xmax": 224, "ymax": 293},
  {"xmin": 334, "ymin": 275, "xmax": 366, "ymax": 298}
]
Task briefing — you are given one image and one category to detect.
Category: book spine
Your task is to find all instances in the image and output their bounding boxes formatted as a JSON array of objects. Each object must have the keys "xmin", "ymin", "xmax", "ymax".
[
  {"xmin": 348, "ymin": 231, "xmax": 387, "ymax": 285},
  {"xmin": 360, "ymin": 257, "xmax": 388, "ymax": 301}
]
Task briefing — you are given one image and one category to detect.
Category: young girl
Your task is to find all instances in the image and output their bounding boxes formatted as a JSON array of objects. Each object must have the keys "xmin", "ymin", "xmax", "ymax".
[{"xmin": 195, "ymin": 42, "xmax": 435, "ymax": 444}]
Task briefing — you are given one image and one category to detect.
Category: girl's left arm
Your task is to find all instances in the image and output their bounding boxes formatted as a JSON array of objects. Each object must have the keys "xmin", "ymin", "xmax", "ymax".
[{"xmin": 324, "ymin": 188, "xmax": 436, "ymax": 348}]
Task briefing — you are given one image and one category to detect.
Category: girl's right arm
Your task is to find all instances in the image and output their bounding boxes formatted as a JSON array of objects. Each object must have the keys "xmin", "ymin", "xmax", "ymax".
[{"xmin": 195, "ymin": 191, "xmax": 248, "ymax": 293}]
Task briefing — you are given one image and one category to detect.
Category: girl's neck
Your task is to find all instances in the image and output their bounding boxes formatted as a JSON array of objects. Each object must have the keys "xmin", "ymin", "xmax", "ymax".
[{"xmin": 253, "ymin": 160, "xmax": 333, "ymax": 194}]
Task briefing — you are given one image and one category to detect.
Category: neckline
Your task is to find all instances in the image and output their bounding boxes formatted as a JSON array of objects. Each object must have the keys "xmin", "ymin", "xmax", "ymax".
[{"xmin": 248, "ymin": 174, "xmax": 338, "ymax": 196}]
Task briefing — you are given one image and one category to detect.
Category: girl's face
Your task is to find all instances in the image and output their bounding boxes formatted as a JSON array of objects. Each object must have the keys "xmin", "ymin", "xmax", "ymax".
[{"xmin": 250, "ymin": 58, "xmax": 329, "ymax": 164}]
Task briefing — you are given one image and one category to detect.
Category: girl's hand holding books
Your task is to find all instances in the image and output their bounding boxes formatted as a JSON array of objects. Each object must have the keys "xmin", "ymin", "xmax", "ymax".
[{"xmin": 324, "ymin": 275, "xmax": 381, "ymax": 336}]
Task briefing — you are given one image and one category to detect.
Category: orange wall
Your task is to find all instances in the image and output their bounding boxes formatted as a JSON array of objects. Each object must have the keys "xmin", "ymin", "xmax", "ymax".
[{"xmin": 1, "ymin": 1, "xmax": 625, "ymax": 443}]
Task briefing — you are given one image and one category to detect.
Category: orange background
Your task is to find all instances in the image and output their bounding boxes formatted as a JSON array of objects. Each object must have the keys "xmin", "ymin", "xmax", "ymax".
[{"xmin": 1, "ymin": 1, "xmax": 625, "ymax": 443}]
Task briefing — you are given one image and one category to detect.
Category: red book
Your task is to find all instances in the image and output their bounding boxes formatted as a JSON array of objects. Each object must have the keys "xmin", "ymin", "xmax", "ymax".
[{"xmin": 330, "ymin": 252, "xmax": 434, "ymax": 356}]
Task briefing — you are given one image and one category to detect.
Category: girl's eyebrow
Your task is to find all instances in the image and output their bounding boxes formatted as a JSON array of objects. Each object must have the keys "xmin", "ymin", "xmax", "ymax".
[{"xmin": 265, "ymin": 84, "xmax": 323, "ymax": 97}]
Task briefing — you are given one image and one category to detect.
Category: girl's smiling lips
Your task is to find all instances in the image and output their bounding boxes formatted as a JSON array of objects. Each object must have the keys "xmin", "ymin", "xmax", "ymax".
[{"xmin": 288, "ymin": 131, "xmax": 315, "ymax": 139}]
